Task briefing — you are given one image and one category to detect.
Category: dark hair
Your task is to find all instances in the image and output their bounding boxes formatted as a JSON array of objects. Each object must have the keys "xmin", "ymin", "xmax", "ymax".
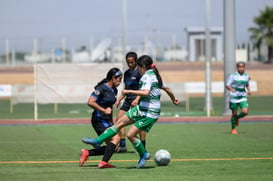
[
  {"xmin": 236, "ymin": 61, "xmax": 246, "ymax": 67},
  {"xmin": 137, "ymin": 55, "xmax": 163, "ymax": 88},
  {"xmin": 95, "ymin": 67, "xmax": 122, "ymax": 89},
  {"xmin": 126, "ymin": 52, "xmax": 137, "ymax": 61}
]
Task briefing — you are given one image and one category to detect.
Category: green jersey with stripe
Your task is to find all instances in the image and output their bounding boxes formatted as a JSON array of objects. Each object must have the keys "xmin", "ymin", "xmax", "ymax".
[
  {"xmin": 138, "ymin": 69, "xmax": 161, "ymax": 119},
  {"xmin": 226, "ymin": 71, "xmax": 250, "ymax": 103}
]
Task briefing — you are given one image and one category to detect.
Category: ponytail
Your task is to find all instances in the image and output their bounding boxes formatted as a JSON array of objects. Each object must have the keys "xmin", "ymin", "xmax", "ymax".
[
  {"xmin": 152, "ymin": 66, "xmax": 163, "ymax": 88},
  {"xmin": 94, "ymin": 78, "xmax": 107, "ymax": 89}
]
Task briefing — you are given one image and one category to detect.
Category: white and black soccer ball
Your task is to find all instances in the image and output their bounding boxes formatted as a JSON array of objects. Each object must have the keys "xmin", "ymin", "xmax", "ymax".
[{"xmin": 154, "ymin": 149, "xmax": 171, "ymax": 166}]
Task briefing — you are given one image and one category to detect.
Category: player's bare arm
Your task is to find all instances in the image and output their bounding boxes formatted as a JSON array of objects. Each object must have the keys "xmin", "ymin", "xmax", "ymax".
[
  {"xmin": 162, "ymin": 87, "xmax": 180, "ymax": 105},
  {"xmin": 114, "ymin": 94, "xmax": 125, "ymax": 109},
  {"xmin": 122, "ymin": 89, "xmax": 150, "ymax": 97}
]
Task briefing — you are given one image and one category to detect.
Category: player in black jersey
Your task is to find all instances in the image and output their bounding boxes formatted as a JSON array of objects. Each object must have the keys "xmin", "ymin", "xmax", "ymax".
[
  {"xmin": 80, "ymin": 67, "xmax": 123, "ymax": 168},
  {"xmin": 115, "ymin": 52, "xmax": 146, "ymax": 152}
]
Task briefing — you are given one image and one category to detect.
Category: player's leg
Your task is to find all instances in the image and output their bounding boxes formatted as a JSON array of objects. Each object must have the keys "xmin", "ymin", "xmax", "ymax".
[
  {"xmin": 116, "ymin": 110, "xmax": 127, "ymax": 152},
  {"xmin": 127, "ymin": 125, "xmax": 150, "ymax": 168},
  {"xmin": 231, "ymin": 110, "xmax": 238, "ymax": 134},
  {"xmin": 128, "ymin": 115, "xmax": 157, "ymax": 168},
  {"xmin": 139, "ymin": 130, "xmax": 146, "ymax": 148},
  {"xmin": 237, "ymin": 101, "xmax": 249, "ymax": 119},
  {"xmin": 235, "ymin": 101, "xmax": 249, "ymax": 127},
  {"xmin": 79, "ymin": 146, "xmax": 107, "ymax": 167},
  {"xmin": 82, "ymin": 114, "xmax": 134, "ymax": 147},
  {"xmin": 117, "ymin": 127, "xmax": 127, "ymax": 152},
  {"xmin": 229, "ymin": 102, "xmax": 238, "ymax": 134},
  {"xmin": 98, "ymin": 135, "xmax": 120, "ymax": 168},
  {"xmin": 127, "ymin": 126, "xmax": 146, "ymax": 157},
  {"xmin": 80, "ymin": 119, "xmax": 109, "ymax": 167},
  {"xmin": 81, "ymin": 118, "xmax": 117, "ymax": 167}
]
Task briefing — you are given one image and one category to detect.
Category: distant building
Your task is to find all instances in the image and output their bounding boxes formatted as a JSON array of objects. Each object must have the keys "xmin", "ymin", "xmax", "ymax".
[{"xmin": 185, "ymin": 27, "xmax": 223, "ymax": 62}]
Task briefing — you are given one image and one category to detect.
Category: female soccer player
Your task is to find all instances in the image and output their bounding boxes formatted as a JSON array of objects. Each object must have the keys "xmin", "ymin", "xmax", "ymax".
[
  {"xmin": 82, "ymin": 55, "xmax": 180, "ymax": 168},
  {"xmin": 226, "ymin": 61, "xmax": 251, "ymax": 134},
  {"xmin": 114, "ymin": 52, "xmax": 146, "ymax": 153},
  {"xmin": 79, "ymin": 67, "xmax": 123, "ymax": 168}
]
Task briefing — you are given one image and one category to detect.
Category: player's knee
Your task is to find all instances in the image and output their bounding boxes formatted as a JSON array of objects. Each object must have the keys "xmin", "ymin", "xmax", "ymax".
[
  {"xmin": 241, "ymin": 109, "xmax": 248, "ymax": 116},
  {"xmin": 126, "ymin": 134, "xmax": 132, "ymax": 142},
  {"xmin": 232, "ymin": 111, "xmax": 238, "ymax": 117},
  {"xmin": 127, "ymin": 133, "xmax": 137, "ymax": 142}
]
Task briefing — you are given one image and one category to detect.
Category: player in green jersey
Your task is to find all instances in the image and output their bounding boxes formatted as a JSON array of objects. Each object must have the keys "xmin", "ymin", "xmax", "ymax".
[{"xmin": 226, "ymin": 61, "xmax": 251, "ymax": 134}]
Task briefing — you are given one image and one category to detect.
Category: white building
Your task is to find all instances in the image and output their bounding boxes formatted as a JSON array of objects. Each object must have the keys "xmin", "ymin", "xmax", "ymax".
[{"xmin": 185, "ymin": 27, "xmax": 223, "ymax": 62}]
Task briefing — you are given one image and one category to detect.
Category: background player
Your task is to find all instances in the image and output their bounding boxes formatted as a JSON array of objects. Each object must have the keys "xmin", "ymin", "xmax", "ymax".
[
  {"xmin": 226, "ymin": 61, "xmax": 251, "ymax": 134},
  {"xmin": 114, "ymin": 52, "xmax": 146, "ymax": 153}
]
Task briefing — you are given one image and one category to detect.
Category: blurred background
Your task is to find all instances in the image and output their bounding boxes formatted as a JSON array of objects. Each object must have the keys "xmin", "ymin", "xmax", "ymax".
[
  {"xmin": 1, "ymin": 0, "xmax": 273, "ymax": 63},
  {"xmin": 0, "ymin": 0, "xmax": 273, "ymax": 119}
]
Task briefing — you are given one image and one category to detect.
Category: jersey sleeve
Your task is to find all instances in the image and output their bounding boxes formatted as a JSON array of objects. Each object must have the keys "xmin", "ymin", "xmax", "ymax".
[
  {"xmin": 140, "ymin": 74, "xmax": 152, "ymax": 90},
  {"xmin": 90, "ymin": 86, "xmax": 103, "ymax": 100}
]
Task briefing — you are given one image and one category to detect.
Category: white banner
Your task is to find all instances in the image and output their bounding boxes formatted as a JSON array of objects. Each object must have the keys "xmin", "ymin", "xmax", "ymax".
[
  {"xmin": 36, "ymin": 63, "xmax": 123, "ymax": 104},
  {"xmin": 0, "ymin": 85, "xmax": 11, "ymax": 97}
]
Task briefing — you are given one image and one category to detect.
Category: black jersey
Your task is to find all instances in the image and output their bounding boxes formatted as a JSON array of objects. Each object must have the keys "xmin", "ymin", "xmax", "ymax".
[
  {"xmin": 123, "ymin": 67, "xmax": 141, "ymax": 102},
  {"xmin": 90, "ymin": 83, "xmax": 117, "ymax": 121}
]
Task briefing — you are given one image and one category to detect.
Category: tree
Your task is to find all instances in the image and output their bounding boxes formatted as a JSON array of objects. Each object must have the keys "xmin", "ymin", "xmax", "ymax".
[{"xmin": 248, "ymin": 5, "xmax": 273, "ymax": 63}]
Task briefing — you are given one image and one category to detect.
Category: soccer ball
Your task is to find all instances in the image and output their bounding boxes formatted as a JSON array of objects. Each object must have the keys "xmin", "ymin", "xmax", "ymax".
[{"xmin": 154, "ymin": 149, "xmax": 171, "ymax": 166}]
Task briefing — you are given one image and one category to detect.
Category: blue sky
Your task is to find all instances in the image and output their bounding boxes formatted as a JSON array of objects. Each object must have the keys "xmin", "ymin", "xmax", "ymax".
[{"xmin": 0, "ymin": 0, "xmax": 273, "ymax": 53}]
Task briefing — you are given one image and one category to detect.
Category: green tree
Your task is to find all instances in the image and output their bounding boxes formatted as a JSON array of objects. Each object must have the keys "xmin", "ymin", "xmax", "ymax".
[{"xmin": 248, "ymin": 5, "xmax": 273, "ymax": 63}]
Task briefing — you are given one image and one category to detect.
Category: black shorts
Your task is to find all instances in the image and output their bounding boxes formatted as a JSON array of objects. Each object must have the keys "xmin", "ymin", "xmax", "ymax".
[
  {"xmin": 91, "ymin": 116, "xmax": 113, "ymax": 136},
  {"xmin": 120, "ymin": 100, "xmax": 132, "ymax": 112}
]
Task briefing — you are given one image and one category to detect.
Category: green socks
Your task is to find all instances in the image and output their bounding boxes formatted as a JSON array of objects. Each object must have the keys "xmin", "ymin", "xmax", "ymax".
[
  {"xmin": 97, "ymin": 126, "xmax": 119, "ymax": 143},
  {"xmin": 132, "ymin": 138, "xmax": 146, "ymax": 157},
  {"xmin": 231, "ymin": 112, "xmax": 246, "ymax": 129},
  {"xmin": 237, "ymin": 112, "xmax": 245, "ymax": 119},
  {"xmin": 231, "ymin": 117, "xmax": 236, "ymax": 129}
]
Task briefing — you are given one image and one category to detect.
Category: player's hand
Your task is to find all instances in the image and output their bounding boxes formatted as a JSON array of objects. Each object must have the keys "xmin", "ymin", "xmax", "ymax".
[
  {"xmin": 131, "ymin": 100, "xmax": 138, "ymax": 107},
  {"xmin": 114, "ymin": 100, "xmax": 120, "ymax": 109},
  {"xmin": 173, "ymin": 98, "xmax": 180, "ymax": 105},
  {"xmin": 247, "ymin": 91, "xmax": 251, "ymax": 96},
  {"xmin": 104, "ymin": 107, "xmax": 112, "ymax": 115}
]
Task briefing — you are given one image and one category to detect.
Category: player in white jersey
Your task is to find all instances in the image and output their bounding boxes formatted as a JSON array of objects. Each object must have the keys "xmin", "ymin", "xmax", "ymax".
[
  {"xmin": 82, "ymin": 55, "xmax": 180, "ymax": 168},
  {"xmin": 226, "ymin": 61, "xmax": 251, "ymax": 134}
]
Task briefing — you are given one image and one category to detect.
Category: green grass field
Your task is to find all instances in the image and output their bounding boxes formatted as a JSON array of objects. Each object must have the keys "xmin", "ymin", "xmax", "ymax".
[
  {"xmin": 0, "ymin": 122, "xmax": 273, "ymax": 181},
  {"xmin": 1, "ymin": 95, "xmax": 273, "ymax": 119}
]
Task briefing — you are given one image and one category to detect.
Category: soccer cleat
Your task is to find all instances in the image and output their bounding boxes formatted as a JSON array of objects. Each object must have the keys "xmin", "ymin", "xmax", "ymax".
[
  {"xmin": 98, "ymin": 161, "xmax": 116, "ymax": 168},
  {"xmin": 137, "ymin": 152, "xmax": 151, "ymax": 168},
  {"xmin": 116, "ymin": 146, "xmax": 127, "ymax": 153},
  {"xmin": 81, "ymin": 137, "xmax": 100, "ymax": 148},
  {"xmin": 231, "ymin": 129, "xmax": 238, "ymax": 134},
  {"xmin": 79, "ymin": 149, "xmax": 89, "ymax": 167}
]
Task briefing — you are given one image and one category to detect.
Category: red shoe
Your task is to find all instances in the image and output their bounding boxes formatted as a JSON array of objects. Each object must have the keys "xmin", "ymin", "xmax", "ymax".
[
  {"xmin": 231, "ymin": 129, "xmax": 238, "ymax": 134},
  {"xmin": 98, "ymin": 161, "xmax": 116, "ymax": 168},
  {"xmin": 235, "ymin": 118, "xmax": 239, "ymax": 126},
  {"xmin": 79, "ymin": 149, "xmax": 89, "ymax": 167}
]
